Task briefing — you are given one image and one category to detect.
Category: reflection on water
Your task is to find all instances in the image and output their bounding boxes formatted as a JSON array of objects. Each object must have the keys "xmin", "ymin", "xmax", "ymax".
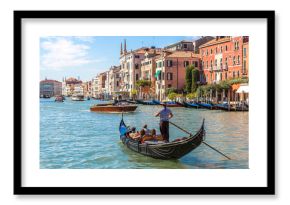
[{"xmin": 40, "ymin": 99, "xmax": 248, "ymax": 169}]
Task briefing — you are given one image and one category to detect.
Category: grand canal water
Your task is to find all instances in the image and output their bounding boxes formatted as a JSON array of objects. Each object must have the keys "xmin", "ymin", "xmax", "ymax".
[{"xmin": 40, "ymin": 98, "xmax": 248, "ymax": 169}]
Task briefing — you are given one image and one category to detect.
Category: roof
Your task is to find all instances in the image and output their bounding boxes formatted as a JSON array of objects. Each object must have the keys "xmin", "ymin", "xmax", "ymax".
[
  {"xmin": 199, "ymin": 37, "xmax": 231, "ymax": 48},
  {"xmin": 40, "ymin": 79, "xmax": 61, "ymax": 83},
  {"xmin": 166, "ymin": 51, "xmax": 199, "ymax": 58},
  {"xmin": 164, "ymin": 40, "xmax": 193, "ymax": 48}
]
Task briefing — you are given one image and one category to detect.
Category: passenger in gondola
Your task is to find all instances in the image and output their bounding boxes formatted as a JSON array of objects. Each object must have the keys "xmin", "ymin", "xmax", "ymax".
[
  {"xmin": 155, "ymin": 103, "xmax": 173, "ymax": 142},
  {"xmin": 129, "ymin": 129, "xmax": 145, "ymax": 141},
  {"xmin": 143, "ymin": 124, "xmax": 151, "ymax": 135}
]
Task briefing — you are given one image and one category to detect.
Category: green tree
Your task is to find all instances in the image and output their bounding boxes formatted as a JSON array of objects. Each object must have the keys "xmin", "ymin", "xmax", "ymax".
[
  {"xmin": 135, "ymin": 80, "xmax": 151, "ymax": 88},
  {"xmin": 167, "ymin": 92, "xmax": 177, "ymax": 101},
  {"xmin": 166, "ymin": 87, "xmax": 178, "ymax": 95},
  {"xmin": 185, "ymin": 65, "xmax": 195, "ymax": 93},
  {"xmin": 191, "ymin": 68, "xmax": 199, "ymax": 92},
  {"xmin": 186, "ymin": 93, "xmax": 196, "ymax": 100}
]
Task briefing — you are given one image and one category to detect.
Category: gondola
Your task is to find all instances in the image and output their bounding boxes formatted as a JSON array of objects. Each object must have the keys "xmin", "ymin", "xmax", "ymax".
[
  {"xmin": 135, "ymin": 99, "xmax": 157, "ymax": 105},
  {"xmin": 196, "ymin": 102, "xmax": 218, "ymax": 110},
  {"xmin": 183, "ymin": 102, "xmax": 200, "ymax": 109},
  {"xmin": 153, "ymin": 100, "xmax": 184, "ymax": 107},
  {"xmin": 119, "ymin": 118, "xmax": 205, "ymax": 160},
  {"xmin": 215, "ymin": 103, "xmax": 249, "ymax": 112}
]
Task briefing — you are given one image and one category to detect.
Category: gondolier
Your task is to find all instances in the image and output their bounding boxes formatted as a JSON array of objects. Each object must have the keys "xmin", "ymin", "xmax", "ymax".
[{"xmin": 155, "ymin": 103, "xmax": 173, "ymax": 142}]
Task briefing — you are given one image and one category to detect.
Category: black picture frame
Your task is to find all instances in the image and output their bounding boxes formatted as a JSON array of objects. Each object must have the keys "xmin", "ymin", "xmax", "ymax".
[{"xmin": 14, "ymin": 10, "xmax": 275, "ymax": 195}]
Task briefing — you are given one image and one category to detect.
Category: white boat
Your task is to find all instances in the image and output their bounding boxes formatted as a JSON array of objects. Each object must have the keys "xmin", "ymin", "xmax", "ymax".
[{"xmin": 71, "ymin": 94, "xmax": 84, "ymax": 101}]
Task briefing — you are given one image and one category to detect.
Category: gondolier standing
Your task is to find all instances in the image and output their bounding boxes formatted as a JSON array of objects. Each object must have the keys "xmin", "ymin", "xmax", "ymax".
[{"xmin": 155, "ymin": 103, "xmax": 173, "ymax": 142}]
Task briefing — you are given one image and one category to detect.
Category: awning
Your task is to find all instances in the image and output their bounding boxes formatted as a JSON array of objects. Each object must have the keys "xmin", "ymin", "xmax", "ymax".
[
  {"xmin": 236, "ymin": 85, "xmax": 249, "ymax": 93},
  {"xmin": 155, "ymin": 70, "xmax": 161, "ymax": 78}
]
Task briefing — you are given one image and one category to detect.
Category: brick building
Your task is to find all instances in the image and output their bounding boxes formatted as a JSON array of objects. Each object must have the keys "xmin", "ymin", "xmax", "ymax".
[
  {"xmin": 199, "ymin": 36, "xmax": 249, "ymax": 84},
  {"xmin": 155, "ymin": 51, "xmax": 200, "ymax": 101}
]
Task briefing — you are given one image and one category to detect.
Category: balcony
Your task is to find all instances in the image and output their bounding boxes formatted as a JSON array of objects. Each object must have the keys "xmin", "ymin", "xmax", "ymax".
[{"xmin": 213, "ymin": 66, "xmax": 221, "ymax": 71}]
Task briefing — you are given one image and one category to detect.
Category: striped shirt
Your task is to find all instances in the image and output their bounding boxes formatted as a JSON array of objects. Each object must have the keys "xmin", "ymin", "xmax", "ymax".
[{"xmin": 159, "ymin": 108, "xmax": 172, "ymax": 122}]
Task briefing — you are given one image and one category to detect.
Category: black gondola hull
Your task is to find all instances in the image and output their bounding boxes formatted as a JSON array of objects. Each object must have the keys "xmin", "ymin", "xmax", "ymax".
[{"xmin": 119, "ymin": 119, "xmax": 205, "ymax": 160}]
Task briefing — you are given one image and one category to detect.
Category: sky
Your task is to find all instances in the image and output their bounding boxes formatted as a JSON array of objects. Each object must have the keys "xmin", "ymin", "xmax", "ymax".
[{"xmin": 40, "ymin": 36, "xmax": 200, "ymax": 82}]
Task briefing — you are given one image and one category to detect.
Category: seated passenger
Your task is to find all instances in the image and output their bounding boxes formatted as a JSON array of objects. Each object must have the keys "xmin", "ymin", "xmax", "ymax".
[
  {"xmin": 129, "ymin": 129, "xmax": 145, "ymax": 141},
  {"xmin": 143, "ymin": 124, "xmax": 151, "ymax": 135},
  {"xmin": 151, "ymin": 129, "xmax": 163, "ymax": 141}
]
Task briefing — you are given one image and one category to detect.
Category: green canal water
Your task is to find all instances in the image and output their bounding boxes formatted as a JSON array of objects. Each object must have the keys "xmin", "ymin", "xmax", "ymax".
[{"xmin": 40, "ymin": 98, "xmax": 248, "ymax": 169}]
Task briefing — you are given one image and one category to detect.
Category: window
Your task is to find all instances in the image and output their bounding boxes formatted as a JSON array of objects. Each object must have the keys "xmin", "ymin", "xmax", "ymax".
[
  {"xmin": 215, "ymin": 59, "xmax": 217, "ymax": 66},
  {"xmin": 243, "ymin": 60, "xmax": 247, "ymax": 73},
  {"xmin": 135, "ymin": 55, "xmax": 140, "ymax": 58},
  {"xmin": 168, "ymin": 84, "xmax": 172, "ymax": 88},
  {"xmin": 225, "ymin": 72, "xmax": 227, "ymax": 80},
  {"xmin": 167, "ymin": 73, "xmax": 173, "ymax": 80},
  {"xmin": 167, "ymin": 60, "xmax": 173, "ymax": 67},
  {"xmin": 135, "ymin": 64, "xmax": 139, "ymax": 69},
  {"xmin": 210, "ymin": 60, "xmax": 213, "ymax": 69},
  {"xmin": 136, "ymin": 74, "xmax": 139, "ymax": 81},
  {"xmin": 233, "ymin": 71, "xmax": 236, "ymax": 78},
  {"xmin": 243, "ymin": 48, "xmax": 247, "ymax": 57},
  {"xmin": 210, "ymin": 49, "xmax": 213, "ymax": 54},
  {"xmin": 183, "ymin": 44, "xmax": 188, "ymax": 49},
  {"xmin": 237, "ymin": 55, "xmax": 240, "ymax": 64},
  {"xmin": 225, "ymin": 45, "xmax": 228, "ymax": 51},
  {"xmin": 195, "ymin": 61, "xmax": 198, "ymax": 68},
  {"xmin": 220, "ymin": 46, "xmax": 223, "ymax": 53},
  {"xmin": 216, "ymin": 47, "xmax": 218, "ymax": 53},
  {"xmin": 206, "ymin": 49, "xmax": 208, "ymax": 56},
  {"xmin": 116, "ymin": 81, "xmax": 119, "ymax": 87},
  {"xmin": 184, "ymin": 61, "xmax": 189, "ymax": 67},
  {"xmin": 233, "ymin": 56, "xmax": 236, "ymax": 65},
  {"xmin": 237, "ymin": 70, "xmax": 240, "ymax": 78}
]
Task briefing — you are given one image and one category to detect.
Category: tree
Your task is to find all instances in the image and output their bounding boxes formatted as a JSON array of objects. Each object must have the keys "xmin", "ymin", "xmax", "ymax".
[
  {"xmin": 135, "ymin": 80, "xmax": 151, "ymax": 88},
  {"xmin": 130, "ymin": 89, "xmax": 137, "ymax": 100},
  {"xmin": 166, "ymin": 87, "xmax": 178, "ymax": 95},
  {"xmin": 191, "ymin": 68, "xmax": 199, "ymax": 92},
  {"xmin": 185, "ymin": 65, "xmax": 195, "ymax": 93},
  {"xmin": 186, "ymin": 93, "xmax": 196, "ymax": 100},
  {"xmin": 167, "ymin": 92, "xmax": 177, "ymax": 101}
]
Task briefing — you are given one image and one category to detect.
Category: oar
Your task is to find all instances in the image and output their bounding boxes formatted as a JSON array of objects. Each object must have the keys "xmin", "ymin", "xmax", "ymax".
[{"xmin": 169, "ymin": 121, "xmax": 231, "ymax": 160}]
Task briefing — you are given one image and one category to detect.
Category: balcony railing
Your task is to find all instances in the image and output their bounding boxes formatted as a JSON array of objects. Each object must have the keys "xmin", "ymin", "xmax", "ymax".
[{"xmin": 213, "ymin": 66, "xmax": 221, "ymax": 71}]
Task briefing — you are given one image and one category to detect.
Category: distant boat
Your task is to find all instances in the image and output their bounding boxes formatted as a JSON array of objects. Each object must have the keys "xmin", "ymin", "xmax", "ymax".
[
  {"xmin": 161, "ymin": 101, "xmax": 183, "ymax": 107},
  {"xmin": 183, "ymin": 102, "xmax": 200, "ymax": 108},
  {"xmin": 215, "ymin": 103, "xmax": 248, "ymax": 112},
  {"xmin": 196, "ymin": 102, "xmax": 218, "ymax": 110},
  {"xmin": 135, "ymin": 99, "xmax": 157, "ymax": 105},
  {"xmin": 90, "ymin": 102, "xmax": 138, "ymax": 113},
  {"xmin": 54, "ymin": 95, "xmax": 64, "ymax": 102},
  {"xmin": 71, "ymin": 94, "xmax": 84, "ymax": 101}
]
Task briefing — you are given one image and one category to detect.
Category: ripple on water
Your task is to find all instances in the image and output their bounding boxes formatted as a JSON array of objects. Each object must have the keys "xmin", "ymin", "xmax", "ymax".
[{"xmin": 40, "ymin": 99, "xmax": 248, "ymax": 169}]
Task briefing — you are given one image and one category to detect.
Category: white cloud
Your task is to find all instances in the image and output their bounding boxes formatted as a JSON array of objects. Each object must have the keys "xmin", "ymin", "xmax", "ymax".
[{"xmin": 40, "ymin": 37, "xmax": 95, "ymax": 70}]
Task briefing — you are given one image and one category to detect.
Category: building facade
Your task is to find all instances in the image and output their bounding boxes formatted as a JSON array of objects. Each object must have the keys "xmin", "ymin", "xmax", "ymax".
[
  {"xmin": 200, "ymin": 36, "xmax": 249, "ymax": 84},
  {"xmin": 119, "ymin": 40, "xmax": 161, "ymax": 97},
  {"xmin": 61, "ymin": 77, "xmax": 83, "ymax": 96},
  {"xmin": 155, "ymin": 51, "xmax": 200, "ymax": 101},
  {"xmin": 108, "ymin": 66, "xmax": 121, "ymax": 98},
  {"xmin": 40, "ymin": 79, "xmax": 62, "ymax": 97},
  {"xmin": 139, "ymin": 50, "xmax": 161, "ymax": 99}
]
